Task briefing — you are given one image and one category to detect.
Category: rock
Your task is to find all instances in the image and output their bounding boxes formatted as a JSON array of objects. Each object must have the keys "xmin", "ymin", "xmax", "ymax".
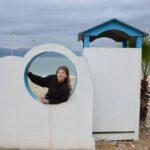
[{"xmin": 131, "ymin": 144, "xmax": 135, "ymax": 148}]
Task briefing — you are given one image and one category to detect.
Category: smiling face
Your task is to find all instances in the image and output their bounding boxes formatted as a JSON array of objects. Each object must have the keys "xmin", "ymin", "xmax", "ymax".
[{"xmin": 56, "ymin": 69, "xmax": 67, "ymax": 82}]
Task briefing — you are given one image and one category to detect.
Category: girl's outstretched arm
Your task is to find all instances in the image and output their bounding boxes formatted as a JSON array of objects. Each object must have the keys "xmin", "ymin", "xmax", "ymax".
[{"xmin": 27, "ymin": 72, "xmax": 50, "ymax": 87}]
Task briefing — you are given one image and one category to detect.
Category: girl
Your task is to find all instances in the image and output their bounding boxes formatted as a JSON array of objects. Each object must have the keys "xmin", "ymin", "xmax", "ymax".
[{"xmin": 27, "ymin": 66, "xmax": 72, "ymax": 104}]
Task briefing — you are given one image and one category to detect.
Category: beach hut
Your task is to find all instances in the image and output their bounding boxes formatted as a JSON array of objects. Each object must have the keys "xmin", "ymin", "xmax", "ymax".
[{"xmin": 78, "ymin": 18, "xmax": 148, "ymax": 140}]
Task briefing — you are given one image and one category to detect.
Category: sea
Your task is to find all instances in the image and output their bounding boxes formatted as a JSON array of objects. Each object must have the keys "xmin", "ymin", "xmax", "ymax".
[{"xmin": 29, "ymin": 56, "xmax": 77, "ymax": 77}]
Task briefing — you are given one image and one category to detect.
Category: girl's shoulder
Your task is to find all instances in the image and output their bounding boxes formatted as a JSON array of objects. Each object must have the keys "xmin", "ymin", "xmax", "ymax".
[
  {"xmin": 47, "ymin": 74, "xmax": 57, "ymax": 81},
  {"xmin": 48, "ymin": 74, "xmax": 56, "ymax": 78}
]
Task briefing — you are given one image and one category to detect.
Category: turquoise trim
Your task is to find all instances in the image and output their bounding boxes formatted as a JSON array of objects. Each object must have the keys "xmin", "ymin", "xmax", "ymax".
[
  {"xmin": 83, "ymin": 36, "xmax": 90, "ymax": 48},
  {"xmin": 85, "ymin": 22, "xmax": 143, "ymax": 37},
  {"xmin": 24, "ymin": 70, "xmax": 38, "ymax": 100},
  {"xmin": 136, "ymin": 37, "xmax": 142, "ymax": 48},
  {"xmin": 123, "ymin": 40, "xmax": 127, "ymax": 48},
  {"xmin": 78, "ymin": 18, "xmax": 148, "ymax": 41},
  {"xmin": 24, "ymin": 55, "xmax": 40, "ymax": 101},
  {"xmin": 78, "ymin": 19, "xmax": 148, "ymax": 47}
]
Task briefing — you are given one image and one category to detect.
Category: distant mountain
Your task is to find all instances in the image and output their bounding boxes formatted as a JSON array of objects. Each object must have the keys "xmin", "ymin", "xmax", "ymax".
[
  {"xmin": 0, "ymin": 47, "xmax": 11, "ymax": 57},
  {"xmin": 0, "ymin": 47, "xmax": 29, "ymax": 57},
  {"xmin": 0, "ymin": 47, "xmax": 82, "ymax": 57},
  {"xmin": 13, "ymin": 48, "xmax": 30, "ymax": 57}
]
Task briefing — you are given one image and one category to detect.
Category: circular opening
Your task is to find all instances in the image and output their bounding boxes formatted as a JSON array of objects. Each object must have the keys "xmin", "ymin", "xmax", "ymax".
[{"xmin": 24, "ymin": 51, "xmax": 77, "ymax": 105}]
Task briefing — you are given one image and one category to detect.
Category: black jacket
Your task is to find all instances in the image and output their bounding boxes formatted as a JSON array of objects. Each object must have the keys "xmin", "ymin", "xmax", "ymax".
[{"xmin": 27, "ymin": 72, "xmax": 71, "ymax": 104}]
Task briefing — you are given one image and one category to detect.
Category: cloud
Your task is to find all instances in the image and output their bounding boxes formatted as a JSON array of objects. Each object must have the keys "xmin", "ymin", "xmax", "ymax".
[{"xmin": 0, "ymin": 0, "xmax": 149, "ymax": 50}]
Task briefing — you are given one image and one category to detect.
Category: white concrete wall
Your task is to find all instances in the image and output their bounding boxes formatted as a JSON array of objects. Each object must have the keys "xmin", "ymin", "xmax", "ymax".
[
  {"xmin": 0, "ymin": 44, "xmax": 95, "ymax": 149},
  {"xmin": 83, "ymin": 47, "xmax": 141, "ymax": 140}
]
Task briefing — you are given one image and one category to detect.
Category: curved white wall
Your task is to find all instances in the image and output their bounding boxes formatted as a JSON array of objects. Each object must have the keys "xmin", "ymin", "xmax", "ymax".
[{"xmin": 0, "ymin": 44, "xmax": 95, "ymax": 150}]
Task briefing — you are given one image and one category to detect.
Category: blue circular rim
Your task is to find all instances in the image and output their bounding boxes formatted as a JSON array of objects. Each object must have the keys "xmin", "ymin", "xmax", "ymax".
[{"xmin": 24, "ymin": 51, "xmax": 78, "ymax": 102}]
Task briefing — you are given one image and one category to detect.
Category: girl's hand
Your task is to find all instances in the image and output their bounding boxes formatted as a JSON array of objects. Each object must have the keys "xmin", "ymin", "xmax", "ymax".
[{"xmin": 40, "ymin": 97, "xmax": 49, "ymax": 104}]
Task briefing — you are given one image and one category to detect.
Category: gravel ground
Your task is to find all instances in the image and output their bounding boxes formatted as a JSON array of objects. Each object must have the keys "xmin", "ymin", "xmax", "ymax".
[{"xmin": 95, "ymin": 121, "xmax": 150, "ymax": 150}]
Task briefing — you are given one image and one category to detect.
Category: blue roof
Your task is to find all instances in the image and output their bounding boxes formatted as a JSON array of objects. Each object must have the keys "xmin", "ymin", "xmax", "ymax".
[{"xmin": 78, "ymin": 18, "xmax": 148, "ymax": 42}]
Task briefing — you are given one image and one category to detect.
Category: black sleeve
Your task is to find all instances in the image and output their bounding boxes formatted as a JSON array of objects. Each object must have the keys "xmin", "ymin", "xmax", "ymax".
[
  {"xmin": 60, "ymin": 90, "xmax": 71, "ymax": 102},
  {"xmin": 27, "ymin": 72, "xmax": 51, "ymax": 88},
  {"xmin": 49, "ymin": 89, "xmax": 71, "ymax": 104}
]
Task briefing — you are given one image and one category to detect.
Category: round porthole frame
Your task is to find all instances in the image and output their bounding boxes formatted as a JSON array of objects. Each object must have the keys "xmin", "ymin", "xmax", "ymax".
[{"xmin": 23, "ymin": 44, "xmax": 78, "ymax": 103}]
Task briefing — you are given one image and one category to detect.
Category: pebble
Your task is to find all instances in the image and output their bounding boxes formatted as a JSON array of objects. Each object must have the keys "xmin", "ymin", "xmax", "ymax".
[{"xmin": 131, "ymin": 144, "xmax": 135, "ymax": 148}]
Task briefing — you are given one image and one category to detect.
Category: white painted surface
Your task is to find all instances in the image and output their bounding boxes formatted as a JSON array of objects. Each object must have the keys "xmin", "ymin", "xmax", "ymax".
[
  {"xmin": 83, "ymin": 47, "xmax": 141, "ymax": 140},
  {"xmin": 0, "ymin": 44, "xmax": 95, "ymax": 149}
]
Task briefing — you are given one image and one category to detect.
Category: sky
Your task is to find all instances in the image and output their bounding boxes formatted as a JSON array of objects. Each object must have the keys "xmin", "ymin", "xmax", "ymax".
[{"xmin": 0, "ymin": 0, "xmax": 150, "ymax": 52}]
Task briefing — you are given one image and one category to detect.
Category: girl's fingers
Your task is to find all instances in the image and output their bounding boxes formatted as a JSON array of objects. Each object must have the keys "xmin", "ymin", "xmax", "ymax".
[
  {"xmin": 39, "ymin": 97, "xmax": 49, "ymax": 104},
  {"xmin": 40, "ymin": 97, "xmax": 44, "ymax": 100},
  {"xmin": 43, "ymin": 99, "xmax": 49, "ymax": 104},
  {"xmin": 40, "ymin": 97, "xmax": 44, "ymax": 103}
]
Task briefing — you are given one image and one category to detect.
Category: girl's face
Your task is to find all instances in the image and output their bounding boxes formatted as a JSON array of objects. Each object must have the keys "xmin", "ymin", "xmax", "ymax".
[{"xmin": 57, "ymin": 69, "xmax": 67, "ymax": 82}]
